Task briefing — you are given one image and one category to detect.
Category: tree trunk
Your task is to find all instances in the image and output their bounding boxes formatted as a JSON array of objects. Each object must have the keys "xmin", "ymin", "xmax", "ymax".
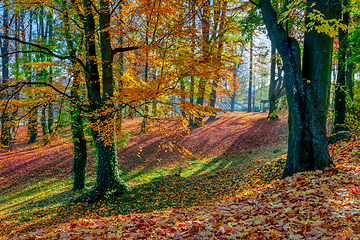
[
  {"xmin": 152, "ymin": 100, "xmax": 157, "ymax": 116},
  {"xmin": 41, "ymin": 103, "xmax": 49, "ymax": 145},
  {"xmin": 346, "ymin": 50, "xmax": 354, "ymax": 101},
  {"xmin": 333, "ymin": 0, "xmax": 349, "ymax": 128},
  {"xmin": 1, "ymin": 4, "xmax": 11, "ymax": 146},
  {"xmin": 76, "ymin": 0, "xmax": 128, "ymax": 202},
  {"xmin": 25, "ymin": 10, "xmax": 38, "ymax": 144},
  {"xmin": 208, "ymin": 78, "xmax": 218, "ymax": 120},
  {"xmin": 247, "ymin": 34, "xmax": 253, "ymax": 112},
  {"xmin": 188, "ymin": 76, "xmax": 195, "ymax": 126},
  {"xmin": 97, "ymin": 0, "xmax": 129, "ymax": 196},
  {"xmin": 258, "ymin": 0, "xmax": 340, "ymax": 178},
  {"xmin": 71, "ymin": 109, "xmax": 87, "ymax": 191},
  {"xmin": 208, "ymin": 1, "xmax": 226, "ymax": 121},
  {"xmin": 47, "ymin": 15, "xmax": 54, "ymax": 134},
  {"xmin": 70, "ymin": 71, "xmax": 87, "ymax": 191},
  {"xmin": 188, "ymin": 0, "xmax": 196, "ymax": 127},
  {"xmin": 69, "ymin": 65, "xmax": 87, "ymax": 191},
  {"xmin": 140, "ymin": 50, "xmax": 149, "ymax": 133},
  {"xmin": 61, "ymin": 0, "xmax": 88, "ymax": 191},
  {"xmin": 179, "ymin": 78, "xmax": 187, "ymax": 119},
  {"xmin": 194, "ymin": 0, "xmax": 210, "ymax": 127},
  {"xmin": 28, "ymin": 109, "xmax": 38, "ymax": 144}
]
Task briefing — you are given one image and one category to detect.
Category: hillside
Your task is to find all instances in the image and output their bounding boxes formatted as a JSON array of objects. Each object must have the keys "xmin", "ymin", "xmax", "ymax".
[{"xmin": 1, "ymin": 112, "xmax": 359, "ymax": 239}]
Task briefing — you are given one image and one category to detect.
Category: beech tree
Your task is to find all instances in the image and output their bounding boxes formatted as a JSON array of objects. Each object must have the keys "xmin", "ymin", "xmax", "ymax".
[{"xmin": 252, "ymin": 0, "xmax": 341, "ymax": 177}]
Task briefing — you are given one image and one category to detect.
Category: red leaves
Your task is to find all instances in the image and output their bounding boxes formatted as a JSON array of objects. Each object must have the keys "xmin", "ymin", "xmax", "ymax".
[{"xmin": 4, "ymin": 114, "xmax": 360, "ymax": 239}]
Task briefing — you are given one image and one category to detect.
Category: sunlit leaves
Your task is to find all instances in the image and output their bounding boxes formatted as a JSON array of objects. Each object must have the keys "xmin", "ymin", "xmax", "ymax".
[{"xmin": 306, "ymin": 6, "xmax": 347, "ymax": 38}]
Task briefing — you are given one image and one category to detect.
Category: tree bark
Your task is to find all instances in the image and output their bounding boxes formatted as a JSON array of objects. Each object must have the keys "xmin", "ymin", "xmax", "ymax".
[
  {"xmin": 346, "ymin": 50, "xmax": 354, "ymax": 101},
  {"xmin": 247, "ymin": 34, "xmax": 253, "ymax": 112},
  {"xmin": 179, "ymin": 78, "xmax": 187, "ymax": 119},
  {"xmin": 194, "ymin": 0, "xmax": 210, "ymax": 127},
  {"xmin": 208, "ymin": 78, "xmax": 218, "ymax": 120},
  {"xmin": 26, "ymin": 10, "xmax": 38, "ymax": 144},
  {"xmin": 140, "ymin": 49, "xmax": 149, "ymax": 133},
  {"xmin": 188, "ymin": 76, "xmax": 194, "ymax": 126},
  {"xmin": 41, "ymin": 103, "xmax": 49, "ymax": 145},
  {"xmin": 70, "ymin": 70, "xmax": 87, "ymax": 191},
  {"xmin": 61, "ymin": 0, "xmax": 88, "ymax": 191},
  {"xmin": 258, "ymin": 0, "xmax": 340, "ymax": 178},
  {"xmin": 230, "ymin": 91, "xmax": 236, "ymax": 112},
  {"xmin": 47, "ymin": 15, "xmax": 54, "ymax": 134},
  {"xmin": 1, "ymin": 3, "xmax": 11, "ymax": 146},
  {"xmin": 333, "ymin": 0, "xmax": 349, "ymax": 128},
  {"xmin": 188, "ymin": 0, "xmax": 196, "ymax": 127}
]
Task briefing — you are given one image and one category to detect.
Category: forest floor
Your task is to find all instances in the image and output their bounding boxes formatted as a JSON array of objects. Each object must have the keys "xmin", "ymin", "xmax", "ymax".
[{"xmin": 0, "ymin": 112, "xmax": 360, "ymax": 239}]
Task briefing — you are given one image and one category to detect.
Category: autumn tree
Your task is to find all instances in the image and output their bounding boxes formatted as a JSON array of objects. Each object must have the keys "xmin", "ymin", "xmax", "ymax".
[
  {"xmin": 252, "ymin": 0, "xmax": 341, "ymax": 177},
  {"xmin": 1, "ymin": 0, "xmax": 11, "ymax": 146},
  {"xmin": 1, "ymin": 0, "xmax": 244, "ymax": 200}
]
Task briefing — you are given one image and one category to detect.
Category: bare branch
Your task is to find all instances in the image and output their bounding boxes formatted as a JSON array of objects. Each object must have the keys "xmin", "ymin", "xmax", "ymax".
[
  {"xmin": 1, "ymin": 81, "xmax": 90, "ymax": 113},
  {"xmin": 1, "ymin": 84, "xmax": 24, "ymax": 122},
  {"xmin": 0, "ymin": 35, "xmax": 87, "ymax": 72},
  {"xmin": 112, "ymin": 46, "xmax": 141, "ymax": 58},
  {"xmin": 249, "ymin": 0, "xmax": 261, "ymax": 8}
]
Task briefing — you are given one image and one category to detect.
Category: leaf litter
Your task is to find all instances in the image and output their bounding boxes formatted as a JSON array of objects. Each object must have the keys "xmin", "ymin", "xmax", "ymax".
[{"xmin": 1, "ymin": 113, "xmax": 360, "ymax": 239}]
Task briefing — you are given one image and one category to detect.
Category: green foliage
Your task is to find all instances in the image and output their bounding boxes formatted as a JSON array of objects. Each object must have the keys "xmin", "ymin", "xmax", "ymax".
[
  {"xmin": 278, "ymin": 0, "xmax": 306, "ymax": 26},
  {"xmin": 105, "ymin": 188, "xmax": 118, "ymax": 199},
  {"xmin": 306, "ymin": 3, "xmax": 347, "ymax": 38}
]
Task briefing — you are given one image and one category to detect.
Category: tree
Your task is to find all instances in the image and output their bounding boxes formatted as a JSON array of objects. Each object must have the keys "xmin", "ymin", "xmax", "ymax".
[
  {"xmin": 1, "ymin": 1, "xmax": 11, "ymax": 146},
  {"xmin": 193, "ymin": 0, "xmax": 211, "ymax": 127},
  {"xmin": 247, "ymin": 33, "xmax": 253, "ymax": 112},
  {"xmin": 1, "ymin": 0, "xmax": 241, "ymax": 201},
  {"xmin": 26, "ymin": 10, "xmax": 38, "ymax": 144},
  {"xmin": 253, "ymin": 0, "xmax": 341, "ymax": 177},
  {"xmin": 333, "ymin": 0, "xmax": 350, "ymax": 129},
  {"xmin": 59, "ymin": 0, "xmax": 88, "ymax": 191}
]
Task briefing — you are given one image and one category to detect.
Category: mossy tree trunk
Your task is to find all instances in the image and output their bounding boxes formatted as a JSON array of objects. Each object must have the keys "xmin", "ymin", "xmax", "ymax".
[
  {"xmin": 75, "ymin": 0, "xmax": 133, "ymax": 202},
  {"xmin": 61, "ymin": 0, "xmax": 89, "ymax": 191},
  {"xmin": 70, "ymin": 74, "xmax": 87, "ymax": 191}
]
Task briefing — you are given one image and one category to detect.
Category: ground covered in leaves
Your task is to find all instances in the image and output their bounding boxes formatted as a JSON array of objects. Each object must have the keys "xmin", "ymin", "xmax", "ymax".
[{"xmin": 1, "ymin": 112, "xmax": 360, "ymax": 239}]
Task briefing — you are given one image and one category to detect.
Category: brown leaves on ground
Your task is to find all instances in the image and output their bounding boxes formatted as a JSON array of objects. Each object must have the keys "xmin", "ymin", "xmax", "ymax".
[
  {"xmin": 16, "ymin": 139, "xmax": 360, "ymax": 239},
  {"xmin": 119, "ymin": 112, "xmax": 288, "ymax": 172},
  {"xmin": 2, "ymin": 112, "xmax": 360, "ymax": 239},
  {"xmin": 1, "ymin": 112, "xmax": 286, "ymax": 192}
]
